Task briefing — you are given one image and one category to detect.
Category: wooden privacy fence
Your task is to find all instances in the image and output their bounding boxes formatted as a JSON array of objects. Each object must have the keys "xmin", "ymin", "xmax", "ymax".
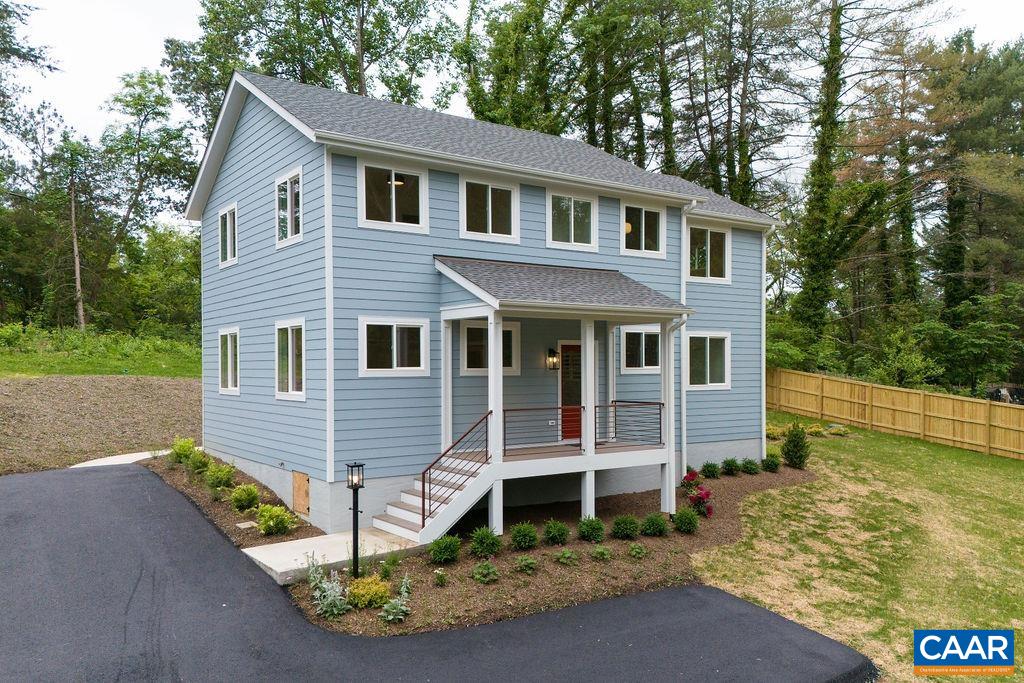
[{"xmin": 766, "ymin": 368, "xmax": 1024, "ymax": 460}]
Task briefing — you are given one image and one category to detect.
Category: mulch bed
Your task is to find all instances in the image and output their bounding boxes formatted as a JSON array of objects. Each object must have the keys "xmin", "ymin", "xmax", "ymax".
[
  {"xmin": 0, "ymin": 375, "xmax": 201, "ymax": 476},
  {"xmin": 144, "ymin": 454, "xmax": 324, "ymax": 548},
  {"xmin": 290, "ymin": 465, "xmax": 816, "ymax": 636}
]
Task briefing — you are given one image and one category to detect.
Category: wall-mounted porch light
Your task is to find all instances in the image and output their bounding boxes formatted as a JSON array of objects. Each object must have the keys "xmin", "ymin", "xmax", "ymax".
[{"xmin": 546, "ymin": 348, "xmax": 561, "ymax": 371}]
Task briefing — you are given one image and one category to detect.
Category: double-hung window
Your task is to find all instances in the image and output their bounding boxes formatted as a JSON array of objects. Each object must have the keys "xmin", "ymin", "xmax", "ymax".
[
  {"xmin": 275, "ymin": 319, "xmax": 305, "ymax": 399},
  {"xmin": 688, "ymin": 333, "xmax": 730, "ymax": 389},
  {"xmin": 276, "ymin": 168, "xmax": 302, "ymax": 246},
  {"xmin": 218, "ymin": 327, "xmax": 239, "ymax": 394},
  {"xmin": 358, "ymin": 317, "xmax": 430, "ymax": 377},
  {"xmin": 219, "ymin": 204, "xmax": 237, "ymax": 266},
  {"xmin": 622, "ymin": 205, "xmax": 664, "ymax": 257},
  {"xmin": 689, "ymin": 226, "xmax": 730, "ymax": 281},
  {"xmin": 621, "ymin": 325, "xmax": 660, "ymax": 374},
  {"xmin": 460, "ymin": 320, "xmax": 520, "ymax": 376},
  {"xmin": 548, "ymin": 191, "xmax": 596, "ymax": 251},
  {"xmin": 360, "ymin": 161, "xmax": 426, "ymax": 232},
  {"xmin": 462, "ymin": 179, "xmax": 516, "ymax": 242}
]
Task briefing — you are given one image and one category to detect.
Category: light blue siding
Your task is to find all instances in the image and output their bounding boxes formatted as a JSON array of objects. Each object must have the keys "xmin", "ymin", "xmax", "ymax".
[{"xmin": 201, "ymin": 94, "xmax": 328, "ymax": 479}]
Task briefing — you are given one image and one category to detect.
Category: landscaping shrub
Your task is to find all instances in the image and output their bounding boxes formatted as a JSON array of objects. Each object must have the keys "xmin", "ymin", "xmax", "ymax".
[
  {"xmin": 230, "ymin": 483, "xmax": 260, "ymax": 512},
  {"xmin": 740, "ymin": 458, "xmax": 761, "ymax": 475},
  {"xmin": 805, "ymin": 423, "xmax": 827, "ymax": 437},
  {"xmin": 306, "ymin": 555, "xmax": 352, "ymax": 620},
  {"xmin": 700, "ymin": 461, "xmax": 721, "ymax": 479},
  {"xmin": 628, "ymin": 543, "xmax": 647, "ymax": 559},
  {"xmin": 378, "ymin": 553, "xmax": 401, "ymax": 580},
  {"xmin": 590, "ymin": 545, "xmax": 612, "ymax": 561},
  {"xmin": 781, "ymin": 425, "xmax": 810, "ymax": 469},
  {"xmin": 204, "ymin": 463, "xmax": 235, "ymax": 490},
  {"xmin": 827, "ymin": 423, "xmax": 850, "ymax": 437},
  {"xmin": 577, "ymin": 516, "xmax": 605, "ymax": 543},
  {"xmin": 379, "ymin": 575, "xmax": 412, "ymax": 623},
  {"xmin": 471, "ymin": 561, "xmax": 499, "ymax": 584},
  {"xmin": 543, "ymin": 519, "xmax": 570, "ymax": 545},
  {"xmin": 469, "ymin": 526, "xmax": 502, "ymax": 558},
  {"xmin": 185, "ymin": 449, "xmax": 211, "ymax": 475},
  {"xmin": 428, "ymin": 535, "xmax": 461, "ymax": 564},
  {"xmin": 508, "ymin": 522, "xmax": 538, "ymax": 550},
  {"xmin": 765, "ymin": 424, "xmax": 787, "ymax": 441},
  {"xmin": 762, "ymin": 453, "xmax": 781, "ymax": 473},
  {"xmin": 168, "ymin": 436, "xmax": 196, "ymax": 464},
  {"xmin": 674, "ymin": 507, "xmax": 699, "ymax": 534},
  {"xmin": 610, "ymin": 514, "xmax": 640, "ymax": 540},
  {"xmin": 554, "ymin": 549, "xmax": 579, "ymax": 566},
  {"xmin": 688, "ymin": 485, "xmax": 713, "ymax": 517},
  {"xmin": 256, "ymin": 504, "xmax": 296, "ymax": 535},
  {"xmin": 433, "ymin": 568, "xmax": 448, "ymax": 587},
  {"xmin": 640, "ymin": 513, "xmax": 669, "ymax": 537},
  {"xmin": 680, "ymin": 469, "xmax": 701, "ymax": 494},
  {"xmin": 514, "ymin": 556, "xmax": 538, "ymax": 575},
  {"xmin": 721, "ymin": 458, "xmax": 740, "ymax": 476},
  {"xmin": 347, "ymin": 575, "xmax": 391, "ymax": 608}
]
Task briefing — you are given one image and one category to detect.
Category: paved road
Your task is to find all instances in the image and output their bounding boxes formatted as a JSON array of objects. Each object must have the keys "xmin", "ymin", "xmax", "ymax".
[{"xmin": 0, "ymin": 466, "xmax": 876, "ymax": 682}]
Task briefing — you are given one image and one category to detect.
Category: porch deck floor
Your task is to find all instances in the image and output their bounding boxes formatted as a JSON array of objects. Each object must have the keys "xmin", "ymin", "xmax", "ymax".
[{"xmin": 502, "ymin": 441, "xmax": 663, "ymax": 462}]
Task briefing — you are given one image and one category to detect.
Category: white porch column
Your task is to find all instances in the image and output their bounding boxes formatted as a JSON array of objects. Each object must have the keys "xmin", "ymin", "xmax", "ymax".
[
  {"xmin": 487, "ymin": 311, "xmax": 504, "ymax": 463},
  {"xmin": 581, "ymin": 470, "xmax": 595, "ymax": 518},
  {"xmin": 606, "ymin": 324, "xmax": 617, "ymax": 439},
  {"xmin": 489, "ymin": 479, "xmax": 504, "ymax": 535},
  {"xmin": 581, "ymin": 319, "xmax": 597, "ymax": 457},
  {"xmin": 660, "ymin": 320, "xmax": 677, "ymax": 513},
  {"xmin": 442, "ymin": 319, "xmax": 453, "ymax": 449}
]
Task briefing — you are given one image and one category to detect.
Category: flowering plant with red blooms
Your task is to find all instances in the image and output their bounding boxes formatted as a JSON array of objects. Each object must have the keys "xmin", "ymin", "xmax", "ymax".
[
  {"xmin": 681, "ymin": 470, "xmax": 701, "ymax": 494},
  {"xmin": 688, "ymin": 485, "xmax": 713, "ymax": 517}
]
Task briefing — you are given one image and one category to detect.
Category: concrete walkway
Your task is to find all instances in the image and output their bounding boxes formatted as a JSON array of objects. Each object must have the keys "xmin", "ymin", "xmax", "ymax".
[
  {"xmin": 69, "ymin": 449, "xmax": 164, "ymax": 467},
  {"xmin": 0, "ymin": 465, "xmax": 878, "ymax": 682}
]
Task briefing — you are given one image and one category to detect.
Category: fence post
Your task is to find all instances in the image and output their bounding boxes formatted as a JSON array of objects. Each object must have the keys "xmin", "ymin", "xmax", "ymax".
[
  {"xmin": 867, "ymin": 383, "xmax": 874, "ymax": 430},
  {"xmin": 818, "ymin": 376, "xmax": 824, "ymax": 419},
  {"xmin": 919, "ymin": 390, "xmax": 926, "ymax": 439},
  {"xmin": 985, "ymin": 400, "xmax": 993, "ymax": 455}
]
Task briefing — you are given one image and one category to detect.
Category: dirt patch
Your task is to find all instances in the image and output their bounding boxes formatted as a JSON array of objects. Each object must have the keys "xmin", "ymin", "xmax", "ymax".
[
  {"xmin": 0, "ymin": 375, "xmax": 200, "ymax": 475},
  {"xmin": 144, "ymin": 454, "xmax": 323, "ymax": 548},
  {"xmin": 289, "ymin": 466, "xmax": 816, "ymax": 636}
]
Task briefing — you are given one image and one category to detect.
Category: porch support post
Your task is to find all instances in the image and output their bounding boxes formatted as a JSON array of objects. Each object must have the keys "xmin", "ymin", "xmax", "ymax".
[
  {"xmin": 441, "ymin": 319, "xmax": 453, "ymax": 449},
  {"xmin": 581, "ymin": 470, "xmax": 595, "ymax": 518},
  {"xmin": 660, "ymin": 320, "xmax": 677, "ymax": 513},
  {"xmin": 487, "ymin": 310, "xmax": 504, "ymax": 463},
  {"xmin": 489, "ymin": 479, "xmax": 504, "ymax": 535},
  {"xmin": 606, "ymin": 324, "xmax": 616, "ymax": 439},
  {"xmin": 581, "ymin": 318, "xmax": 597, "ymax": 456}
]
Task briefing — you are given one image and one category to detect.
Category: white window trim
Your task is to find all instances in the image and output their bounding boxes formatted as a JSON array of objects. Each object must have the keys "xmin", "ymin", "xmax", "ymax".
[
  {"xmin": 274, "ymin": 317, "xmax": 306, "ymax": 401},
  {"xmin": 459, "ymin": 320, "xmax": 521, "ymax": 376},
  {"xmin": 686, "ymin": 224, "xmax": 732, "ymax": 283},
  {"xmin": 545, "ymin": 188, "xmax": 599, "ymax": 253},
  {"xmin": 619, "ymin": 203, "xmax": 666, "ymax": 259},
  {"xmin": 218, "ymin": 203, "xmax": 238, "ymax": 268},
  {"xmin": 620, "ymin": 324, "xmax": 660, "ymax": 375},
  {"xmin": 356, "ymin": 157, "xmax": 430, "ymax": 234},
  {"xmin": 686, "ymin": 330, "xmax": 731, "ymax": 390},
  {"xmin": 458, "ymin": 175, "xmax": 520, "ymax": 244},
  {"xmin": 274, "ymin": 166, "xmax": 303, "ymax": 249},
  {"xmin": 357, "ymin": 316, "xmax": 431, "ymax": 378},
  {"xmin": 218, "ymin": 326, "xmax": 240, "ymax": 395}
]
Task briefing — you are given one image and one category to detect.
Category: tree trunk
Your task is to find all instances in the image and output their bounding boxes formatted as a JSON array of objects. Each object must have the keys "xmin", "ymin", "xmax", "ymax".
[
  {"xmin": 630, "ymin": 80, "xmax": 646, "ymax": 168},
  {"xmin": 69, "ymin": 174, "xmax": 86, "ymax": 331},
  {"xmin": 657, "ymin": 35, "xmax": 678, "ymax": 174}
]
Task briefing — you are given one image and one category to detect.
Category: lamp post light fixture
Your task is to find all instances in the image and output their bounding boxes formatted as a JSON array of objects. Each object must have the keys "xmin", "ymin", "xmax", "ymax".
[
  {"xmin": 346, "ymin": 462, "xmax": 365, "ymax": 577},
  {"xmin": 546, "ymin": 348, "xmax": 561, "ymax": 371}
]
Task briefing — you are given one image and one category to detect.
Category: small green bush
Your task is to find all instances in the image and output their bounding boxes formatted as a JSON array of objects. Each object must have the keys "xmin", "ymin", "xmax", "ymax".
[
  {"xmin": 640, "ymin": 513, "xmax": 669, "ymax": 537},
  {"xmin": 306, "ymin": 556, "xmax": 352, "ymax": 620},
  {"xmin": 554, "ymin": 549, "xmax": 579, "ymax": 566},
  {"xmin": 204, "ymin": 462, "xmax": 235, "ymax": 490},
  {"xmin": 700, "ymin": 461, "xmax": 721, "ymax": 479},
  {"xmin": 781, "ymin": 425, "xmax": 810, "ymax": 469},
  {"xmin": 827, "ymin": 424, "xmax": 850, "ymax": 437},
  {"xmin": 433, "ymin": 568, "xmax": 448, "ymax": 587},
  {"xmin": 514, "ymin": 555, "xmax": 538, "ymax": 575},
  {"xmin": 740, "ymin": 458, "xmax": 761, "ymax": 475},
  {"xmin": 762, "ymin": 453, "xmax": 781, "ymax": 473},
  {"xmin": 765, "ymin": 424, "xmax": 787, "ymax": 441},
  {"xmin": 610, "ymin": 514, "xmax": 640, "ymax": 540},
  {"xmin": 469, "ymin": 526, "xmax": 501, "ymax": 558},
  {"xmin": 805, "ymin": 423, "xmax": 827, "ymax": 437},
  {"xmin": 185, "ymin": 449, "xmax": 211, "ymax": 475},
  {"xmin": 167, "ymin": 436, "xmax": 196, "ymax": 464},
  {"xmin": 577, "ymin": 516, "xmax": 605, "ymax": 543},
  {"xmin": 347, "ymin": 575, "xmax": 391, "ymax": 608},
  {"xmin": 721, "ymin": 458, "xmax": 740, "ymax": 476},
  {"xmin": 508, "ymin": 522, "xmax": 538, "ymax": 550},
  {"xmin": 379, "ymin": 597, "xmax": 411, "ymax": 623},
  {"xmin": 378, "ymin": 553, "xmax": 401, "ymax": 580},
  {"xmin": 674, "ymin": 507, "xmax": 699, "ymax": 534},
  {"xmin": 628, "ymin": 543, "xmax": 647, "ymax": 559},
  {"xmin": 230, "ymin": 483, "xmax": 260, "ymax": 512},
  {"xmin": 590, "ymin": 545, "xmax": 611, "ymax": 561},
  {"xmin": 543, "ymin": 519, "xmax": 570, "ymax": 545},
  {"xmin": 256, "ymin": 504, "xmax": 296, "ymax": 535},
  {"xmin": 428, "ymin": 535, "xmax": 461, "ymax": 564},
  {"xmin": 471, "ymin": 561, "xmax": 499, "ymax": 584}
]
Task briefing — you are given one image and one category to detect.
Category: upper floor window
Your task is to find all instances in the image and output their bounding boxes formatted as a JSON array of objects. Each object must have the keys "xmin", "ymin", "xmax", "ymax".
[
  {"xmin": 461, "ymin": 320, "xmax": 520, "ymax": 376},
  {"xmin": 219, "ymin": 327, "xmax": 239, "ymax": 394},
  {"xmin": 275, "ymin": 318, "xmax": 305, "ymax": 400},
  {"xmin": 275, "ymin": 168, "xmax": 302, "ymax": 247},
  {"xmin": 688, "ymin": 332, "xmax": 730, "ymax": 389},
  {"xmin": 547, "ymin": 191, "xmax": 596, "ymax": 251},
  {"xmin": 622, "ymin": 205, "xmax": 664, "ymax": 257},
  {"xmin": 689, "ymin": 226, "xmax": 730, "ymax": 281},
  {"xmin": 219, "ymin": 204, "xmax": 237, "ymax": 266},
  {"xmin": 358, "ymin": 316, "xmax": 431, "ymax": 377},
  {"xmin": 359, "ymin": 159, "xmax": 428, "ymax": 234},
  {"xmin": 621, "ymin": 325, "xmax": 659, "ymax": 374},
  {"xmin": 461, "ymin": 179, "xmax": 517, "ymax": 243}
]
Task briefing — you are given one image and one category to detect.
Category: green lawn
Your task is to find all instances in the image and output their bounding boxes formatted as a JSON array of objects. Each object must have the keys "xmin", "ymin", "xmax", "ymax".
[{"xmin": 693, "ymin": 412, "xmax": 1024, "ymax": 681}]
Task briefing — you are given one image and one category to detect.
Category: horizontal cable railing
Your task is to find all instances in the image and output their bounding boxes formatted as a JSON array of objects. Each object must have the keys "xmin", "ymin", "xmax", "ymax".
[
  {"xmin": 503, "ymin": 406, "xmax": 585, "ymax": 458},
  {"xmin": 421, "ymin": 410, "xmax": 491, "ymax": 527},
  {"xmin": 594, "ymin": 400, "xmax": 663, "ymax": 448}
]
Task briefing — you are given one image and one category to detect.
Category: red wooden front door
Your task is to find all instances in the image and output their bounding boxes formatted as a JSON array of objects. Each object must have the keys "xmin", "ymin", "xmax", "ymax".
[{"xmin": 560, "ymin": 344, "xmax": 582, "ymax": 440}]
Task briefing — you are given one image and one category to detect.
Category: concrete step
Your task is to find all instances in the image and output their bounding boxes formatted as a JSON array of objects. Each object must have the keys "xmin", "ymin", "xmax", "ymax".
[
  {"xmin": 372, "ymin": 513, "xmax": 421, "ymax": 542},
  {"xmin": 386, "ymin": 499, "xmax": 445, "ymax": 525}
]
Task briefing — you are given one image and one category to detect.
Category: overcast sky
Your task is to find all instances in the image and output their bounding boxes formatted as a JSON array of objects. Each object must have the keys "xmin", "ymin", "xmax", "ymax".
[{"xmin": 18, "ymin": 0, "xmax": 1024, "ymax": 141}]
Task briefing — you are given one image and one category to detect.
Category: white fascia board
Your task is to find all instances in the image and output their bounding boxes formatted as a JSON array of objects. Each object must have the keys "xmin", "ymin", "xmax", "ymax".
[
  {"xmin": 686, "ymin": 209, "xmax": 776, "ymax": 229},
  {"xmin": 434, "ymin": 260, "xmax": 500, "ymax": 308},
  {"xmin": 500, "ymin": 300, "xmax": 694, "ymax": 320}
]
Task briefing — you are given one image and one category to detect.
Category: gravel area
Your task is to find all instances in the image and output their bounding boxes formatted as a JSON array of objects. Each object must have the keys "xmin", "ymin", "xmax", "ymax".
[{"xmin": 0, "ymin": 375, "xmax": 200, "ymax": 475}]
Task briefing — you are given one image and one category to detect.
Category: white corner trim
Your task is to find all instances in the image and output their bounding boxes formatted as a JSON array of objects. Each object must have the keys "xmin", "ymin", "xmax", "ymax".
[
  {"xmin": 761, "ymin": 231, "xmax": 768, "ymax": 459},
  {"xmin": 355, "ymin": 156, "xmax": 430, "ymax": 234},
  {"xmin": 324, "ymin": 148, "xmax": 336, "ymax": 482},
  {"xmin": 685, "ymin": 223, "xmax": 732, "ymax": 284},
  {"xmin": 545, "ymin": 187, "xmax": 599, "ymax": 253},
  {"xmin": 357, "ymin": 316, "xmax": 431, "ymax": 378},
  {"xmin": 458, "ymin": 174, "xmax": 520, "ymax": 244},
  {"xmin": 460, "ymin": 320, "xmax": 521, "ymax": 376},
  {"xmin": 618, "ymin": 201, "xmax": 667, "ymax": 259},
  {"xmin": 685, "ymin": 330, "xmax": 732, "ymax": 391},
  {"xmin": 274, "ymin": 317, "xmax": 306, "ymax": 401},
  {"xmin": 434, "ymin": 260, "xmax": 500, "ymax": 308},
  {"xmin": 619, "ymin": 324, "xmax": 661, "ymax": 375}
]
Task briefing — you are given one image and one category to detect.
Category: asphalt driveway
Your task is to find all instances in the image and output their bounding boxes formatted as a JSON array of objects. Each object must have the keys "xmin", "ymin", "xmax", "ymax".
[{"xmin": 0, "ymin": 465, "xmax": 876, "ymax": 681}]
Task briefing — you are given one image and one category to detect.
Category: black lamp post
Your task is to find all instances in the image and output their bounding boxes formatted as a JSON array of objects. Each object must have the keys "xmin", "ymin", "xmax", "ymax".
[{"xmin": 346, "ymin": 462, "xmax": 365, "ymax": 577}]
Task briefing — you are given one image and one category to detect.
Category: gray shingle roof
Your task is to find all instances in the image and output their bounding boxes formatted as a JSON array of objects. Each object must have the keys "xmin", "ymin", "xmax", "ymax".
[
  {"xmin": 240, "ymin": 72, "xmax": 774, "ymax": 225},
  {"xmin": 435, "ymin": 255, "xmax": 690, "ymax": 314}
]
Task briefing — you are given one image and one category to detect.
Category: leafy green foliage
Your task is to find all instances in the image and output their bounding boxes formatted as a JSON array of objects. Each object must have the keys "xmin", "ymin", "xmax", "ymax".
[
  {"xmin": 204, "ymin": 462, "xmax": 235, "ymax": 490},
  {"xmin": 781, "ymin": 425, "xmax": 811, "ymax": 469},
  {"xmin": 256, "ymin": 504, "xmax": 296, "ymax": 535},
  {"xmin": 469, "ymin": 526, "xmax": 501, "ymax": 558},
  {"xmin": 378, "ymin": 553, "xmax": 401, "ymax": 581},
  {"xmin": 428, "ymin": 535, "xmax": 460, "ymax": 564},
  {"xmin": 230, "ymin": 483, "xmax": 260, "ymax": 512},
  {"xmin": 433, "ymin": 568, "xmax": 447, "ymax": 587},
  {"xmin": 379, "ymin": 575, "xmax": 413, "ymax": 623},
  {"xmin": 543, "ymin": 519, "xmax": 570, "ymax": 545},
  {"xmin": 508, "ymin": 522, "xmax": 538, "ymax": 550},
  {"xmin": 185, "ymin": 449, "xmax": 211, "ymax": 475},
  {"xmin": 741, "ymin": 458, "xmax": 761, "ymax": 474},
  {"xmin": 168, "ymin": 436, "xmax": 196, "ymax": 464},
  {"xmin": 763, "ymin": 453, "xmax": 781, "ymax": 473},
  {"xmin": 306, "ymin": 555, "xmax": 351, "ymax": 620},
  {"xmin": 347, "ymin": 575, "xmax": 391, "ymax": 608},
  {"xmin": 471, "ymin": 561, "xmax": 499, "ymax": 584},
  {"xmin": 553, "ymin": 549, "xmax": 579, "ymax": 566},
  {"xmin": 513, "ymin": 556, "xmax": 538, "ymax": 575},
  {"xmin": 577, "ymin": 516, "xmax": 604, "ymax": 543},
  {"xmin": 610, "ymin": 514, "xmax": 640, "ymax": 540},
  {"xmin": 627, "ymin": 543, "xmax": 647, "ymax": 560},
  {"xmin": 721, "ymin": 458, "xmax": 740, "ymax": 476},
  {"xmin": 590, "ymin": 545, "xmax": 611, "ymax": 561},
  {"xmin": 674, "ymin": 507, "xmax": 699, "ymax": 534},
  {"xmin": 640, "ymin": 513, "xmax": 669, "ymax": 537},
  {"xmin": 700, "ymin": 462, "xmax": 721, "ymax": 479}
]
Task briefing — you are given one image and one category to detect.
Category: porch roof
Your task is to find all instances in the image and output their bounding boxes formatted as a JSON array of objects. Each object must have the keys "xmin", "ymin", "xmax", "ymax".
[{"xmin": 435, "ymin": 255, "xmax": 693, "ymax": 319}]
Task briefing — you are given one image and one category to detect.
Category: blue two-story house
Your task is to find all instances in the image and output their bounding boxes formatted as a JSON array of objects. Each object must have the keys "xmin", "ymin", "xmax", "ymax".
[{"xmin": 184, "ymin": 72, "xmax": 774, "ymax": 542}]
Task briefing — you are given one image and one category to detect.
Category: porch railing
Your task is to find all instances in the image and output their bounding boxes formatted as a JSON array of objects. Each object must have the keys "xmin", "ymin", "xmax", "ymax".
[
  {"xmin": 503, "ymin": 406, "xmax": 585, "ymax": 457},
  {"xmin": 594, "ymin": 400, "xmax": 663, "ymax": 447},
  {"xmin": 421, "ymin": 410, "xmax": 491, "ymax": 527}
]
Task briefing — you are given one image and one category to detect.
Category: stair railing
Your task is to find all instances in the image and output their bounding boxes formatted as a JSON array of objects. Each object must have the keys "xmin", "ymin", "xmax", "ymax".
[{"xmin": 420, "ymin": 410, "xmax": 492, "ymax": 528}]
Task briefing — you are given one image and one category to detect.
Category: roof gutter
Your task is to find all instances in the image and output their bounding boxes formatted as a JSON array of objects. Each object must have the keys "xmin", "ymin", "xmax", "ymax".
[{"xmin": 499, "ymin": 299, "xmax": 695, "ymax": 319}]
